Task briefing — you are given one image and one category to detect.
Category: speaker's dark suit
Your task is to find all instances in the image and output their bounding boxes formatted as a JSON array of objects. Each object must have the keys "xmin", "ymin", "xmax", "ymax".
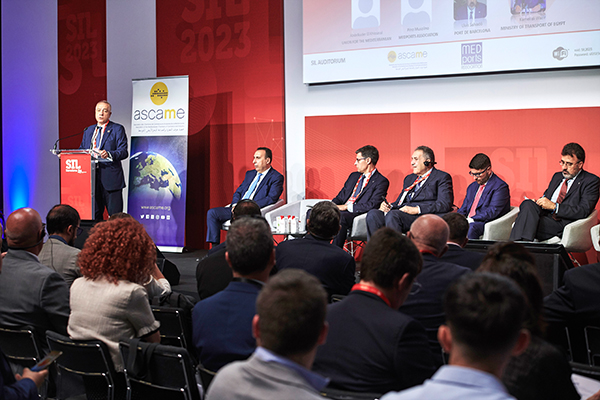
[
  {"xmin": 192, "ymin": 280, "xmax": 261, "ymax": 371},
  {"xmin": 544, "ymin": 263, "xmax": 600, "ymax": 363},
  {"xmin": 79, "ymin": 121, "xmax": 128, "ymax": 219},
  {"xmin": 440, "ymin": 244, "xmax": 484, "ymax": 271},
  {"xmin": 399, "ymin": 253, "xmax": 471, "ymax": 365},
  {"xmin": 312, "ymin": 290, "xmax": 435, "ymax": 394},
  {"xmin": 510, "ymin": 170, "xmax": 600, "ymax": 241},
  {"xmin": 366, "ymin": 168, "xmax": 453, "ymax": 237},
  {"xmin": 206, "ymin": 168, "xmax": 284, "ymax": 243},
  {"xmin": 331, "ymin": 170, "xmax": 389, "ymax": 247},
  {"xmin": 276, "ymin": 234, "xmax": 356, "ymax": 296},
  {"xmin": 457, "ymin": 173, "xmax": 511, "ymax": 239}
]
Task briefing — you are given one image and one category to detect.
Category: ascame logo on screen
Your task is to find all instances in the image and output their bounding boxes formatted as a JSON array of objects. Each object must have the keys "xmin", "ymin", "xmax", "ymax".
[
  {"xmin": 133, "ymin": 81, "xmax": 186, "ymax": 121},
  {"xmin": 388, "ymin": 50, "xmax": 428, "ymax": 62}
]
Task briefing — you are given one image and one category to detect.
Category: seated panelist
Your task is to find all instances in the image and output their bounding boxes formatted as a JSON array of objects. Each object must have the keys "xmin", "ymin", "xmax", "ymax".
[
  {"xmin": 331, "ymin": 145, "xmax": 389, "ymax": 248},
  {"xmin": 366, "ymin": 146, "xmax": 453, "ymax": 238},
  {"xmin": 206, "ymin": 147, "xmax": 284, "ymax": 245},
  {"xmin": 456, "ymin": 153, "xmax": 510, "ymax": 239}
]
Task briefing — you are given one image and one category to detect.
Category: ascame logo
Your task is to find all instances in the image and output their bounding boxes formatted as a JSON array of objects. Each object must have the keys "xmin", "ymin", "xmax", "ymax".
[{"xmin": 150, "ymin": 82, "xmax": 168, "ymax": 105}]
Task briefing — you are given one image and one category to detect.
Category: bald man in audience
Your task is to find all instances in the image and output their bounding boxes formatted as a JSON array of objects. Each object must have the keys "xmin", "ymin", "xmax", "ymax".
[
  {"xmin": 399, "ymin": 214, "xmax": 471, "ymax": 366},
  {"xmin": 0, "ymin": 208, "xmax": 70, "ymax": 349},
  {"xmin": 440, "ymin": 213, "xmax": 483, "ymax": 271}
]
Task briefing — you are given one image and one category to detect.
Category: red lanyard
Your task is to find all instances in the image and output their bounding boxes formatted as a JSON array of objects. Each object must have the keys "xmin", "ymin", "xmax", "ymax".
[{"xmin": 351, "ymin": 283, "xmax": 391, "ymax": 307}]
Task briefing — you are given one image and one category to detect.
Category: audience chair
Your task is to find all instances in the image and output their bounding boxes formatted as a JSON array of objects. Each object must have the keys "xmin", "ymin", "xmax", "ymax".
[
  {"xmin": 585, "ymin": 326, "xmax": 600, "ymax": 367},
  {"xmin": 570, "ymin": 362, "xmax": 600, "ymax": 382},
  {"xmin": 345, "ymin": 213, "xmax": 368, "ymax": 256},
  {"xmin": 539, "ymin": 209, "xmax": 598, "ymax": 253},
  {"xmin": 264, "ymin": 199, "xmax": 324, "ymax": 234},
  {"xmin": 46, "ymin": 330, "xmax": 121, "ymax": 400},
  {"xmin": 151, "ymin": 306, "xmax": 193, "ymax": 357},
  {"xmin": 196, "ymin": 364, "xmax": 216, "ymax": 394},
  {"xmin": 221, "ymin": 199, "xmax": 285, "ymax": 231},
  {"xmin": 0, "ymin": 326, "xmax": 43, "ymax": 369},
  {"xmin": 119, "ymin": 340, "xmax": 201, "ymax": 400},
  {"xmin": 320, "ymin": 386, "xmax": 381, "ymax": 400},
  {"xmin": 591, "ymin": 224, "xmax": 600, "ymax": 252},
  {"xmin": 481, "ymin": 206, "xmax": 519, "ymax": 240}
]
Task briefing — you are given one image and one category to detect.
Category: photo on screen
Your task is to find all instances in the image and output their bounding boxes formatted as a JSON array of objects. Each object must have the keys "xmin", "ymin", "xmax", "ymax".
[
  {"xmin": 454, "ymin": 0, "xmax": 488, "ymax": 21},
  {"xmin": 511, "ymin": 0, "xmax": 546, "ymax": 14}
]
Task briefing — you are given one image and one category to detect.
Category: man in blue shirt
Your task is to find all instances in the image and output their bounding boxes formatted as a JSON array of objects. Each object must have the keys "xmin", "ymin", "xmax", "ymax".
[{"xmin": 382, "ymin": 273, "xmax": 530, "ymax": 400}]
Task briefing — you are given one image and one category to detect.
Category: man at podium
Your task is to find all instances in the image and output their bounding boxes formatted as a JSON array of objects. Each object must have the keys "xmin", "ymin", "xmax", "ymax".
[{"xmin": 79, "ymin": 100, "xmax": 128, "ymax": 221}]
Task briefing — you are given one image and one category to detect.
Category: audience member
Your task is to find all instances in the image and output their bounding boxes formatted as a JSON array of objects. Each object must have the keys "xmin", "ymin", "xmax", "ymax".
[
  {"xmin": 195, "ymin": 199, "xmax": 261, "ymax": 300},
  {"xmin": 510, "ymin": 142, "xmax": 599, "ymax": 241},
  {"xmin": 107, "ymin": 212, "xmax": 171, "ymax": 298},
  {"xmin": 440, "ymin": 213, "xmax": 483, "ymax": 271},
  {"xmin": 366, "ymin": 146, "xmax": 453, "ymax": 238},
  {"xmin": 68, "ymin": 218, "xmax": 160, "ymax": 372},
  {"xmin": 399, "ymin": 214, "xmax": 471, "ymax": 366},
  {"xmin": 193, "ymin": 216, "xmax": 275, "ymax": 371},
  {"xmin": 206, "ymin": 269, "xmax": 329, "ymax": 400},
  {"xmin": 456, "ymin": 153, "xmax": 510, "ymax": 239},
  {"xmin": 38, "ymin": 204, "xmax": 82, "ymax": 288},
  {"xmin": 206, "ymin": 147, "xmax": 283, "ymax": 245},
  {"xmin": 312, "ymin": 227, "xmax": 434, "ymax": 394},
  {"xmin": 545, "ymin": 233, "xmax": 600, "ymax": 363},
  {"xmin": 0, "ymin": 208, "xmax": 70, "ymax": 348},
  {"xmin": 276, "ymin": 201, "xmax": 356, "ymax": 297},
  {"xmin": 0, "ymin": 234, "xmax": 48, "ymax": 399},
  {"xmin": 478, "ymin": 242, "xmax": 579, "ymax": 400},
  {"xmin": 381, "ymin": 273, "xmax": 530, "ymax": 399},
  {"xmin": 331, "ymin": 145, "xmax": 389, "ymax": 247}
]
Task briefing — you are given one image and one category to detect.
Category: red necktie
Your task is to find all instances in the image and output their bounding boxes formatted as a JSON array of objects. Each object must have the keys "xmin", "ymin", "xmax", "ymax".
[
  {"xmin": 468, "ymin": 185, "xmax": 485, "ymax": 218},
  {"xmin": 556, "ymin": 180, "xmax": 568, "ymax": 204}
]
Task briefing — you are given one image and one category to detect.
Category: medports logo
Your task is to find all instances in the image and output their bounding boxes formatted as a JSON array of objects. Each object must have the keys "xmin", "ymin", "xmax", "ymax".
[
  {"xmin": 553, "ymin": 47, "xmax": 568, "ymax": 61},
  {"xmin": 388, "ymin": 51, "xmax": 397, "ymax": 62},
  {"xmin": 150, "ymin": 82, "xmax": 168, "ymax": 105}
]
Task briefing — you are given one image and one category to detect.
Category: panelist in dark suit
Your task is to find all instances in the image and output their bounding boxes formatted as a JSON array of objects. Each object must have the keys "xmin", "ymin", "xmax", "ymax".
[
  {"xmin": 510, "ymin": 143, "xmax": 600, "ymax": 241},
  {"xmin": 366, "ymin": 146, "xmax": 453, "ymax": 238},
  {"xmin": 312, "ymin": 228, "xmax": 435, "ymax": 394},
  {"xmin": 455, "ymin": 0, "xmax": 487, "ymax": 20},
  {"xmin": 457, "ymin": 153, "xmax": 511, "ymax": 239},
  {"xmin": 276, "ymin": 201, "xmax": 356, "ymax": 297},
  {"xmin": 331, "ymin": 145, "xmax": 389, "ymax": 248},
  {"xmin": 79, "ymin": 100, "xmax": 128, "ymax": 221},
  {"xmin": 206, "ymin": 147, "xmax": 284, "ymax": 245},
  {"xmin": 441, "ymin": 213, "xmax": 483, "ymax": 271},
  {"xmin": 193, "ymin": 216, "xmax": 275, "ymax": 372}
]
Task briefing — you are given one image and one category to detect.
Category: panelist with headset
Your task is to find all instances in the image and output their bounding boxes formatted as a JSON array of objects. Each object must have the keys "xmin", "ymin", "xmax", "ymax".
[{"xmin": 366, "ymin": 145, "xmax": 454, "ymax": 238}]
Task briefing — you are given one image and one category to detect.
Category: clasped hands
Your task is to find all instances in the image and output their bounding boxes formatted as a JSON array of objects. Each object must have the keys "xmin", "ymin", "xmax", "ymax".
[
  {"xmin": 379, "ymin": 202, "xmax": 419, "ymax": 215},
  {"xmin": 534, "ymin": 197, "xmax": 557, "ymax": 211}
]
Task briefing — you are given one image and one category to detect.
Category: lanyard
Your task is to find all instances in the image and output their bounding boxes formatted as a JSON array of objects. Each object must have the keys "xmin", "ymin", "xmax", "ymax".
[{"xmin": 351, "ymin": 283, "xmax": 391, "ymax": 307}]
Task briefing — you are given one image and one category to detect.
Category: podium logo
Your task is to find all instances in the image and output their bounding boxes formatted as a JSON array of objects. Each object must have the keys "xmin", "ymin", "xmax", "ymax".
[
  {"xmin": 150, "ymin": 82, "xmax": 168, "ymax": 105},
  {"xmin": 66, "ymin": 159, "xmax": 85, "ymax": 174},
  {"xmin": 553, "ymin": 47, "xmax": 568, "ymax": 61}
]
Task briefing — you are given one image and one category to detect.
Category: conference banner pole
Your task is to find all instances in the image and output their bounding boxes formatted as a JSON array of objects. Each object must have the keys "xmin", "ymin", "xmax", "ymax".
[{"xmin": 128, "ymin": 76, "xmax": 189, "ymax": 252}]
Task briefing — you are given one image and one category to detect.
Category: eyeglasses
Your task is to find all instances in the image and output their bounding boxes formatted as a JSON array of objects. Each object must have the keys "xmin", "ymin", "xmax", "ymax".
[
  {"xmin": 469, "ymin": 167, "xmax": 489, "ymax": 177},
  {"xmin": 355, "ymin": 157, "xmax": 367, "ymax": 163},
  {"xmin": 76, "ymin": 226, "xmax": 83, "ymax": 236},
  {"xmin": 559, "ymin": 160, "xmax": 581, "ymax": 168},
  {"xmin": 409, "ymin": 280, "xmax": 422, "ymax": 296},
  {"xmin": 40, "ymin": 223, "xmax": 47, "ymax": 239}
]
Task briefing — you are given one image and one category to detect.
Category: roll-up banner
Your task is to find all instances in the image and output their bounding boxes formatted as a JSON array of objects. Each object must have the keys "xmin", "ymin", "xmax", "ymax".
[{"xmin": 128, "ymin": 76, "xmax": 189, "ymax": 252}]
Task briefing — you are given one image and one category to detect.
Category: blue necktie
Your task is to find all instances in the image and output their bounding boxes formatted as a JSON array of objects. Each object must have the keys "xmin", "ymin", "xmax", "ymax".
[
  {"xmin": 243, "ymin": 173, "xmax": 262, "ymax": 200},
  {"xmin": 352, "ymin": 174, "xmax": 365, "ymax": 198}
]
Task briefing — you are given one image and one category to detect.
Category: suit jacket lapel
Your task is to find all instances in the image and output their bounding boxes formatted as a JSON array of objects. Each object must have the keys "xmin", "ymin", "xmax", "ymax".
[
  {"xmin": 412, "ymin": 169, "xmax": 436, "ymax": 201},
  {"xmin": 355, "ymin": 170, "xmax": 377, "ymax": 202},
  {"xmin": 563, "ymin": 170, "xmax": 585, "ymax": 202},
  {"xmin": 254, "ymin": 168, "xmax": 270, "ymax": 192},
  {"xmin": 99, "ymin": 122, "xmax": 112, "ymax": 150}
]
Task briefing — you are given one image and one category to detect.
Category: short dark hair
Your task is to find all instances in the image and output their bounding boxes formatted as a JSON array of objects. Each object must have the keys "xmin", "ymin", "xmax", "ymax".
[
  {"xmin": 478, "ymin": 242, "xmax": 544, "ymax": 336},
  {"xmin": 469, "ymin": 153, "xmax": 491, "ymax": 170},
  {"xmin": 356, "ymin": 145, "xmax": 379, "ymax": 166},
  {"xmin": 226, "ymin": 216, "xmax": 273, "ymax": 275},
  {"xmin": 256, "ymin": 147, "xmax": 273, "ymax": 162},
  {"xmin": 561, "ymin": 143, "xmax": 585, "ymax": 163},
  {"xmin": 443, "ymin": 213, "xmax": 469, "ymax": 244},
  {"xmin": 444, "ymin": 273, "xmax": 526, "ymax": 361},
  {"xmin": 256, "ymin": 269, "xmax": 327, "ymax": 357},
  {"xmin": 360, "ymin": 227, "xmax": 422, "ymax": 289},
  {"xmin": 415, "ymin": 145, "xmax": 435, "ymax": 164},
  {"xmin": 46, "ymin": 204, "xmax": 80, "ymax": 235},
  {"xmin": 307, "ymin": 201, "xmax": 340, "ymax": 240},
  {"xmin": 232, "ymin": 199, "xmax": 261, "ymax": 221}
]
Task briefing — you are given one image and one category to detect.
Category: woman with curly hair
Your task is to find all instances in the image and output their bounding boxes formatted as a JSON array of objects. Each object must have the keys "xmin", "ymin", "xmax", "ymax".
[{"xmin": 67, "ymin": 218, "xmax": 160, "ymax": 373}]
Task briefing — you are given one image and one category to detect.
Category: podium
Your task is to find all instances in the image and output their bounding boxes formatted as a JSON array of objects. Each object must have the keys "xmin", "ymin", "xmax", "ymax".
[{"xmin": 52, "ymin": 149, "xmax": 107, "ymax": 221}]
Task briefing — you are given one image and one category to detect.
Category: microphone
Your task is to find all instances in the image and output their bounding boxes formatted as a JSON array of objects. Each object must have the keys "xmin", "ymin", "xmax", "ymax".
[
  {"xmin": 53, "ymin": 130, "xmax": 84, "ymax": 151},
  {"xmin": 381, "ymin": 195, "xmax": 391, "ymax": 208}
]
